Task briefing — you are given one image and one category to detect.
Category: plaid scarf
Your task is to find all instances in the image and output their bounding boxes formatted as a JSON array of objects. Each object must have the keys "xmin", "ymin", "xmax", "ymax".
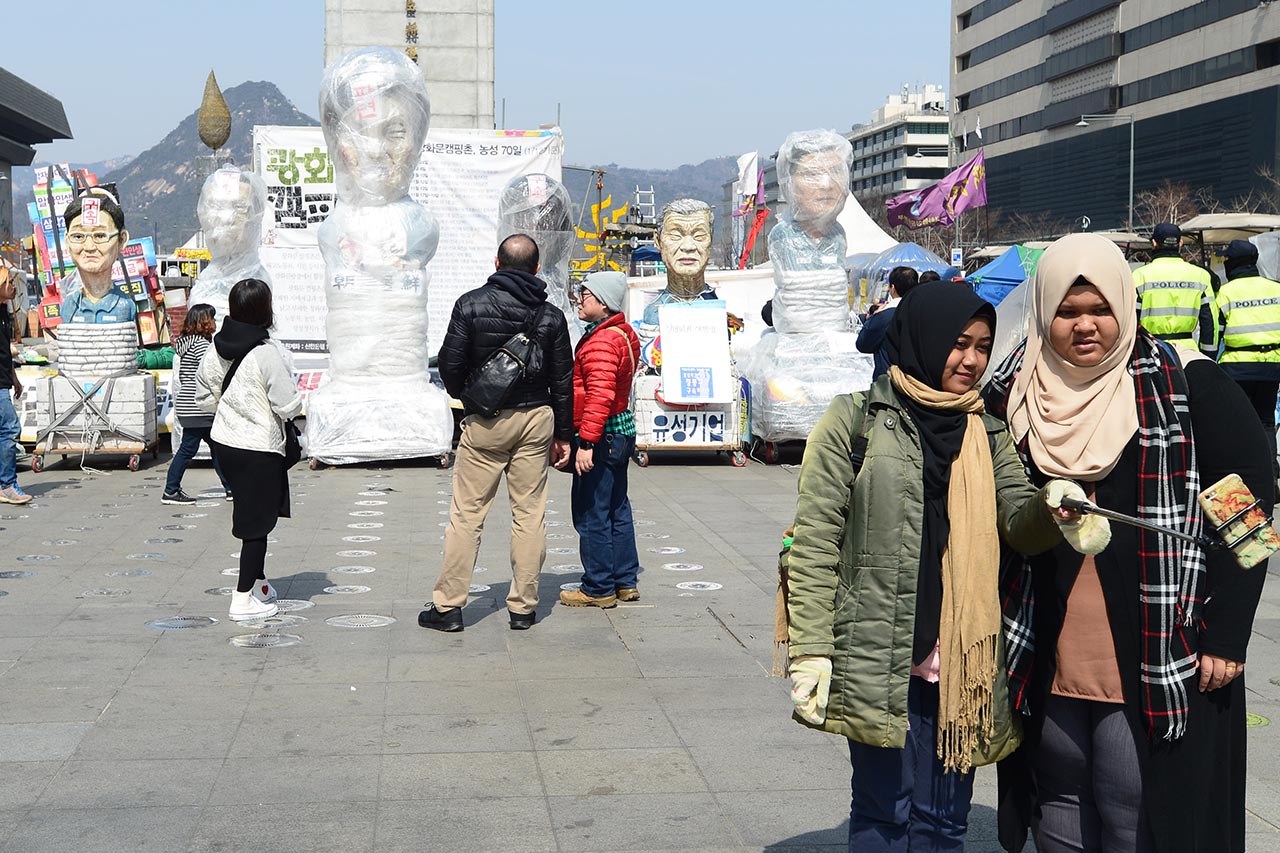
[{"xmin": 985, "ymin": 333, "xmax": 1206, "ymax": 740}]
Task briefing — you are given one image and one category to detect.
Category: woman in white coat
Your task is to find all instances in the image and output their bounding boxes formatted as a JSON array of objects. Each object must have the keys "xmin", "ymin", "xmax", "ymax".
[{"xmin": 196, "ymin": 279, "xmax": 302, "ymax": 621}]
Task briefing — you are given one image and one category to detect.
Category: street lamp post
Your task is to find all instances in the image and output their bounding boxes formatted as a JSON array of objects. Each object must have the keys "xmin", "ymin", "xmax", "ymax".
[{"xmin": 1077, "ymin": 114, "xmax": 1135, "ymax": 229}]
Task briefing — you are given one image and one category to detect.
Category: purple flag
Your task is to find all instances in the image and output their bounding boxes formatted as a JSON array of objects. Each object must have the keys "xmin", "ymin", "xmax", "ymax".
[{"xmin": 885, "ymin": 150, "xmax": 988, "ymax": 230}]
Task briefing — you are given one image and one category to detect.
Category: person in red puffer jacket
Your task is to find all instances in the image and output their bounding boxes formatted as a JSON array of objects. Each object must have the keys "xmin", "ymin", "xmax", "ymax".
[{"xmin": 561, "ymin": 270, "xmax": 643, "ymax": 608}]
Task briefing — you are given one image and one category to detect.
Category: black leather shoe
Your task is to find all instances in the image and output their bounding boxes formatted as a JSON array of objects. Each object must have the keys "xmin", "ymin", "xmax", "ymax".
[
  {"xmin": 509, "ymin": 610, "xmax": 536, "ymax": 630},
  {"xmin": 419, "ymin": 604, "xmax": 463, "ymax": 632}
]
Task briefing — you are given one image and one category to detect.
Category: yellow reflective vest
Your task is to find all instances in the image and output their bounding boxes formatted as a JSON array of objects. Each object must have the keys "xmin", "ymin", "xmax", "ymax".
[
  {"xmin": 1132, "ymin": 255, "xmax": 1218, "ymax": 356},
  {"xmin": 1215, "ymin": 274, "xmax": 1280, "ymax": 365}
]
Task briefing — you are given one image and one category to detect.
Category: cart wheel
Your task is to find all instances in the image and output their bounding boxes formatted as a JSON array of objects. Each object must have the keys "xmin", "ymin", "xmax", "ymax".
[
  {"xmin": 128, "ymin": 455, "xmax": 140, "ymax": 472},
  {"xmin": 31, "ymin": 456, "xmax": 43, "ymax": 474},
  {"xmin": 763, "ymin": 442, "xmax": 780, "ymax": 465},
  {"xmin": 731, "ymin": 450, "xmax": 747, "ymax": 468},
  {"xmin": 439, "ymin": 452, "xmax": 454, "ymax": 469},
  {"xmin": 634, "ymin": 450, "xmax": 650, "ymax": 468}
]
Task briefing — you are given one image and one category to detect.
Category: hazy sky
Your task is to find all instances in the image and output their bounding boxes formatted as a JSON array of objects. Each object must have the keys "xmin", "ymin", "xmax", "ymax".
[{"xmin": 8, "ymin": 0, "xmax": 949, "ymax": 169}]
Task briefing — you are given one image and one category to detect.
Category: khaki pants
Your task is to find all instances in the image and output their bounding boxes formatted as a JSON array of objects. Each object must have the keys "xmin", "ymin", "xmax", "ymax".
[{"xmin": 433, "ymin": 405, "xmax": 553, "ymax": 614}]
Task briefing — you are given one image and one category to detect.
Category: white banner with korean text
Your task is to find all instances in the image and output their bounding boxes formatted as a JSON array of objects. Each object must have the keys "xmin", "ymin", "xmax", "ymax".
[{"xmin": 252, "ymin": 126, "xmax": 563, "ymax": 357}]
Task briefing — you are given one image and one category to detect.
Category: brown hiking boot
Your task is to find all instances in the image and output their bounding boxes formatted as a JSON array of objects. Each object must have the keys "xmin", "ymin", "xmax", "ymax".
[
  {"xmin": 616, "ymin": 587, "xmax": 640, "ymax": 602},
  {"xmin": 559, "ymin": 588, "xmax": 617, "ymax": 608}
]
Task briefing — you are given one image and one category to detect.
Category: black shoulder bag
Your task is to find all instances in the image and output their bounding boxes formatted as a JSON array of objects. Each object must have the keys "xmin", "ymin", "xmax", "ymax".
[
  {"xmin": 460, "ymin": 303, "xmax": 550, "ymax": 418},
  {"xmin": 221, "ymin": 341, "xmax": 303, "ymax": 469}
]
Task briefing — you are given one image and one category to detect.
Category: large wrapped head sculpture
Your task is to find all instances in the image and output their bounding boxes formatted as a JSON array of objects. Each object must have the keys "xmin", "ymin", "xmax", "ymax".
[
  {"xmin": 777, "ymin": 129, "xmax": 853, "ymax": 235},
  {"xmin": 657, "ymin": 198, "xmax": 714, "ymax": 297},
  {"xmin": 319, "ymin": 47, "xmax": 431, "ymax": 205},
  {"xmin": 497, "ymin": 173, "xmax": 577, "ymax": 332},
  {"xmin": 198, "ymin": 166, "xmax": 268, "ymax": 265}
]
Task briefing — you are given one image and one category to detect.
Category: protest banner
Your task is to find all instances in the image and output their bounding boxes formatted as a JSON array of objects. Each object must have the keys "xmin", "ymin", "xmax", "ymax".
[{"xmin": 252, "ymin": 126, "xmax": 563, "ymax": 358}]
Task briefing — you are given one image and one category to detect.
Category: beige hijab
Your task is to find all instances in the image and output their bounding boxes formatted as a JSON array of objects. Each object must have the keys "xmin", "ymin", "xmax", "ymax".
[{"xmin": 1007, "ymin": 234, "xmax": 1138, "ymax": 481}]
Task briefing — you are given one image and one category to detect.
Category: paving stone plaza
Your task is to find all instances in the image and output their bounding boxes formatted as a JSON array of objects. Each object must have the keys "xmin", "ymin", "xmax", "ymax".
[{"xmin": 2, "ymin": 454, "xmax": 1280, "ymax": 851}]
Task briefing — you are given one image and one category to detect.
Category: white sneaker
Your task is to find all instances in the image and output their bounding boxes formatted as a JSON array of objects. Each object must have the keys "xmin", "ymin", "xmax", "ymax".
[
  {"xmin": 252, "ymin": 580, "xmax": 278, "ymax": 604},
  {"xmin": 229, "ymin": 590, "xmax": 279, "ymax": 621}
]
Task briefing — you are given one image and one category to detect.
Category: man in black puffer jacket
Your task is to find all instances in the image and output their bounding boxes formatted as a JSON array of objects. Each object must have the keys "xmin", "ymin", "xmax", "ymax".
[{"xmin": 422, "ymin": 234, "xmax": 574, "ymax": 633}]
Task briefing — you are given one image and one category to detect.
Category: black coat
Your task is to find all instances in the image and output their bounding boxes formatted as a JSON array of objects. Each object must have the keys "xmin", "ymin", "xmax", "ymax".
[
  {"xmin": 437, "ymin": 269, "xmax": 574, "ymax": 440},
  {"xmin": 998, "ymin": 359, "xmax": 1271, "ymax": 853}
]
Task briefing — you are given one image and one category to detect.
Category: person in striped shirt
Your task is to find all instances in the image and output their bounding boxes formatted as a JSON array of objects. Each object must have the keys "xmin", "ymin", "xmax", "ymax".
[{"xmin": 162, "ymin": 304, "xmax": 230, "ymax": 505}]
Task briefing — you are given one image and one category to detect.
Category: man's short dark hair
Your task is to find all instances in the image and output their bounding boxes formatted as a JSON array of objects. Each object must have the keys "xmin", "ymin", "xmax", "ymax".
[
  {"xmin": 918, "ymin": 270, "xmax": 941, "ymax": 284},
  {"xmin": 889, "ymin": 266, "xmax": 919, "ymax": 297},
  {"xmin": 497, "ymin": 234, "xmax": 540, "ymax": 274}
]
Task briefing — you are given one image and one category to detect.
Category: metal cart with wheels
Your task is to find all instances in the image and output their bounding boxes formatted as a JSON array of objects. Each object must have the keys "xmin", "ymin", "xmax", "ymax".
[
  {"xmin": 631, "ymin": 374, "xmax": 749, "ymax": 467},
  {"xmin": 33, "ymin": 370, "xmax": 158, "ymax": 472}
]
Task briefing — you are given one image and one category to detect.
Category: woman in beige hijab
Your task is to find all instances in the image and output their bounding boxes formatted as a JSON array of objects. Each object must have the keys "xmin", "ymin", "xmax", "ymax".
[{"xmin": 985, "ymin": 233, "xmax": 1271, "ymax": 853}]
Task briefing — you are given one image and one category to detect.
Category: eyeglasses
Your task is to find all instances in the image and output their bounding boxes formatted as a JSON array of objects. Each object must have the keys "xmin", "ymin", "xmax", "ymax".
[
  {"xmin": 572, "ymin": 288, "xmax": 599, "ymax": 305},
  {"xmin": 66, "ymin": 231, "xmax": 120, "ymax": 245}
]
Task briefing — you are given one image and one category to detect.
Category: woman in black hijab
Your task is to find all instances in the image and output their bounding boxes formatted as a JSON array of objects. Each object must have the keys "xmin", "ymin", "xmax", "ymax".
[{"xmin": 785, "ymin": 283, "xmax": 1083, "ymax": 851}]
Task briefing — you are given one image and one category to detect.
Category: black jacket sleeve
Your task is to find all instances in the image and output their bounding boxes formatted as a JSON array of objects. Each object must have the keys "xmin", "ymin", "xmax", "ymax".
[
  {"xmin": 1187, "ymin": 360, "xmax": 1272, "ymax": 661},
  {"xmin": 856, "ymin": 308, "xmax": 890, "ymax": 355},
  {"xmin": 545, "ymin": 314, "xmax": 574, "ymax": 440},
  {"xmin": 438, "ymin": 300, "xmax": 471, "ymax": 399}
]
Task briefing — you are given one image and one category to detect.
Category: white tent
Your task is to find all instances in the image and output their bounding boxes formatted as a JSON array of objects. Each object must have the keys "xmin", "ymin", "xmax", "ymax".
[{"xmin": 837, "ymin": 192, "xmax": 897, "ymax": 259}]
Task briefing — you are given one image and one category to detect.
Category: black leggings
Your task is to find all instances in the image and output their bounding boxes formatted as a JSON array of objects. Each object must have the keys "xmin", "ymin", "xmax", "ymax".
[{"xmin": 237, "ymin": 537, "xmax": 268, "ymax": 593}]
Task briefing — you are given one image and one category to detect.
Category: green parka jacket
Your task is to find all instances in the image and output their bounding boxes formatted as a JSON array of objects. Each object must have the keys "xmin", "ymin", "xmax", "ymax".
[{"xmin": 786, "ymin": 378, "xmax": 1062, "ymax": 766}]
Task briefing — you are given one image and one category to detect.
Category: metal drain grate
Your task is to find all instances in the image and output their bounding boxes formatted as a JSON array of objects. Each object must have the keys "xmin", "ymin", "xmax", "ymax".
[
  {"xmin": 229, "ymin": 633, "xmax": 302, "ymax": 648},
  {"xmin": 325, "ymin": 614, "xmax": 396, "ymax": 628},
  {"xmin": 146, "ymin": 538, "xmax": 182, "ymax": 545},
  {"xmin": 147, "ymin": 615, "xmax": 219, "ymax": 631},
  {"xmin": 106, "ymin": 569, "xmax": 152, "ymax": 577},
  {"xmin": 78, "ymin": 588, "xmax": 131, "ymax": 598},
  {"xmin": 469, "ymin": 584, "xmax": 491, "ymax": 593},
  {"xmin": 128, "ymin": 554, "xmax": 165, "ymax": 561},
  {"xmin": 275, "ymin": 599, "xmax": 315, "ymax": 612},
  {"xmin": 205, "ymin": 587, "xmax": 235, "ymax": 596},
  {"xmin": 0, "ymin": 571, "xmax": 34, "ymax": 578},
  {"xmin": 332, "ymin": 566, "xmax": 376, "ymax": 574},
  {"xmin": 675, "ymin": 581, "xmax": 722, "ymax": 591},
  {"xmin": 662, "ymin": 563, "xmax": 704, "ymax": 572},
  {"xmin": 323, "ymin": 585, "xmax": 371, "ymax": 594},
  {"xmin": 17, "ymin": 555, "xmax": 56, "ymax": 563},
  {"xmin": 648, "ymin": 547, "xmax": 685, "ymax": 555}
]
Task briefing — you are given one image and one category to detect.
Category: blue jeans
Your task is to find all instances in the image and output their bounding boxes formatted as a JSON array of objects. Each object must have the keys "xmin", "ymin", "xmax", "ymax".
[
  {"xmin": 165, "ymin": 424, "xmax": 227, "ymax": 495},
  {"xmin": 847, "ymin": 678, "xmax": 975, "ymax": 852},
  {"xmin": 0, "ymin": 390, "xmax": 19, "ymax": 489},
  {"xmin": 571, "ymin": 433, "xmax": 640, "ymax": 597}
]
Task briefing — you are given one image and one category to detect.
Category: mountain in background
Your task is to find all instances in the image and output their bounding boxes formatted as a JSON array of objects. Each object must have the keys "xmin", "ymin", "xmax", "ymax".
[
  {"xmin": 16, "ymin": 81, "xmax": 317, "ymax": 252},
  {"xmin": 14, "ymin": 79, "xmax": 737, "ymax": 256}
]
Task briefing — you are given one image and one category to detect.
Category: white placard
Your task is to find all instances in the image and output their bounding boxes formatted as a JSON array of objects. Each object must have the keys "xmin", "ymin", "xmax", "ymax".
[
  {"xmin": 252, "ymin": 126, "xmax": 563, "ymax": 356},
  {"xmin": 658, "ymin": 304, "xmax": 733, "ymax": 404}
]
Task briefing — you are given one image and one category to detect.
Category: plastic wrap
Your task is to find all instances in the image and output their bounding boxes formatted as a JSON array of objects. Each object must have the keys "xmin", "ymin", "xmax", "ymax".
[
  {"xmin": 306, "ymin": 47, "xmax": 451, "ymax": 463},
  {"xmin": 985, "ymin": 278, "xmax": 1032, "ymax": 385},
  {"xmin": 743, "ymin": 331, "xmax": 873, "ymax": 442},
  {"xmin": 188, "ymin": 166, "xmax": 271, "ymax": 325},
  {"xmin": 55, "ymin": 322, "xmax": 138, "ymax": 375},
  {"xmin": 497, "ymin": 174, "xmax": 580, "ymax": 341}
]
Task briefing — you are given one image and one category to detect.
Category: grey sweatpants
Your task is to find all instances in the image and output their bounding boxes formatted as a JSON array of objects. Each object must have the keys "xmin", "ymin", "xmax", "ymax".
[{"xmin": 1031, "ymin": 694, "xmax": 1154, "ymax": 853}]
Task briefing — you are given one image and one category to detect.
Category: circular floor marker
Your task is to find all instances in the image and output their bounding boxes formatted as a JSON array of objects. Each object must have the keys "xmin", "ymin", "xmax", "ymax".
[
  {"xmin": 469, "ymin": 584, "xmax": 491, "ymax": 593},
  {"xmin": 128, "ymin": 554, "xmax": 166, "ymax": 561},
  {"xmin": 437, "ymin": 490, "xmax": 452, "ymax": 496},
  {"xmin": 438, "ymin": 522, "xmax": 450, "ymax": 528},
  {"xmin": 545, "ymin": 509, "xmax": 559, "ymax": 516},
  {"xmin": 347, "ymin": 523, "xmax": 384, "ymax": 530},
  {"xmin": 549, "ymin": 547, "xmax": 576, "ymax": 555},
  {"xmin": 1248, "ymin": 713, "xmax": 1270, "ymax": 728},
  {"xmin": 323, "ymin": 585, "xmax": 370, "ymax": 594},
  {"xmin": 560, "ymin": 582, "xmax": 582, "ymax": 591},
  {"xmin": 249, "ymin": 614, "xmax": 309, "ymax": 629},
  {"xmin": 43, "ymin": 539, "xmax": 78, "ymax": 546},
  {"xmin": 1, "ymin": 514, "xmax": 30, "ymax": 520},
  {"xmin": 325, "ymin": 614, "xmax": 396, "ymax": 628},
  {"xmin": 84, "ymin": 513, "xmax": 118, "ymax": 520},
  {"xmin": 205, "ymin": 587, "xmax": 235, "ymax": 596},
  {"xmin": 473, "ymin": 566, "xmax": 488, "ymax": 574},
  {"xmin": 275, "ymin": 599, "xmax": 315, "ymax": 612},
  {"xmin": 146, "ymin": 538, "xmax": 182, "ymax": 545},
  {"xmin": 78, "ymin": 588, "xmax": 130, "ymax": 598},
  {"xmin": 221, "ymin": 568, "xmax": 239, "ymax": 576},
  {"xmin": 360, "ymin": 492, "xmax": 389, "ymax": 497},
  {"xmin": 106, "ymin": 569, "xmax": 151, "ymax": 578},
  {"xmin": 350, "ymin": 510, "xmax": 384, "ymax": 517},
  {"xmin": 173, "ymin": 513, "xmax": 207, "ymax": 519},
  {"xmin": 355, "ymin": 500, "xmax": 387, "ymax": 506},
  {"xmin": 639, "ymin": 533, "xmax": 670, "ymax": 540},
  {"xmin": 230, "ymin": 551, "xmax": 271, "ymax": 559},
  {"xmin": 675, "ymin": 581, "xmax": 722, "ymax": 591},
  {"xmin": 66, "ymin": 526, "xmax": 100, "ymax": 532},
  {"xmin": 147, "ymin": 615, "xmax": 218, "ymax": 631},
  {"xmin": 229, "ymin": 633, "xmax": 302, "ymax": 649},
  {"xmin": 332, "ymin": 565, "xmax": 376, "ymax": 574},
  {"xmin": 0, "ymin": 571, "xmax": 34, "ymax": 579},
  {"xmin": 547, "ymin": 521, "xmax": 565, "ymax": 528},
  {"xmin": 17, "ymin": 555, "xmax": 56, "ymax": 563},
  {"xmin": 337, "ymin": 550, "xmax": 376, "ymax": 558},
  {"xmin": 634, "ymin": 519, "xmax": 656, "ymax": 527},
  {"xmin": 160, "ymin": 524, "xmax": 196, "ymax": 531},
  {"xmin": 437, "ymin": 510, "xmax": 451, "ymax": 516},
  {"xmin": 662, "ymin": 562, "xmax": 704, "ymax": 572},
  {"xmin": 195, "ymin": 501, "xmax": 221, "ymax": 508},
  {"xmin": 547, "ymin": 533, "xmax": 571, "ymax": 541},
  {"xmin": 648, "ymin": 547, "xmax": 685, "ymax": 555},
  {"xmin": 342, "ymin": 535, "xmax": 380, "ymax": 543},
  {"xmin": 101, "ymin": 503, "xmax": 130, "ymax": 508},
  {"xmin": 436, "ymin": 499, "xmax": 451, "ymax": 505},
  {"xmin": 547, "ymin": 564, "xmax": 582, "ymax": 575}
]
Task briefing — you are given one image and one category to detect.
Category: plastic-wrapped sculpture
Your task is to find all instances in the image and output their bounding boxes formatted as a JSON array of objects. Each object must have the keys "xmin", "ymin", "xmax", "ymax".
[
  {"xmin": 498, "ymin": 173, "xmax": 581, "ymax": 342},
  {"xmin": 745, "ymin": 129, "xmax": 872, "ymax": 444},
  {"xmin": 188, "ymin": 166, "xmax": 271, "ymax": 327},
  {"xmin": 307, "ymin": 46, "xmax": 451, "ymax": 463}
]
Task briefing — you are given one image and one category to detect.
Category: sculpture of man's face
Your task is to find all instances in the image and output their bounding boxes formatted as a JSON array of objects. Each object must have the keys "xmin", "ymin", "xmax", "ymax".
[
  {"xmin": 66, "ymin": 212, "xmax": 125, "ymax": 278},
  {"xmin": 334, "ymin": 89, "xmax": 424, "ymax": 202},
  {"xmin": 658, "ymin": 210, "xmax": 712, "ymax": 279},
  {"xmin": 200, "ymin": 180, "xmax": 263, "ymax": 261},
  {"xmin": 788, "ymin": 149, "xmax": 848, "ymax": 230}
]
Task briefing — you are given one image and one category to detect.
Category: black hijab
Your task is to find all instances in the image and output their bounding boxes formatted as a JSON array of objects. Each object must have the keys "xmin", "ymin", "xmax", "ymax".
[{"xmin": 886, "ymin": 282, "xmax": 997, "ymax": 665}]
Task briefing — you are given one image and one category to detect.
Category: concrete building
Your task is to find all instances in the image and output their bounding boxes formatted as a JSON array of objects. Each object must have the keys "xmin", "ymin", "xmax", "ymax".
[
  {"xmin": 951, "ymin": 0, "xmax": 1280, "ymax": 230},
  {"xmin": 0, "ymin": 68, "xmax": 71, "ymax": 251},
  {"xmin": 324, "ymin": 0, "xmax": 495, "ymax": 130}
]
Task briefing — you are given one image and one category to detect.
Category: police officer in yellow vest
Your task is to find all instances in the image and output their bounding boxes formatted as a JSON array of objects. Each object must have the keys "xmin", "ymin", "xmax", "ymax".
[
  {"xmin": 1216, "ymin": 239, "xmax": 1280, "ymax": 484},
  {"xmin": 1132, "ymin": 223, "xmax": 1219, "ymax": 357}
]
